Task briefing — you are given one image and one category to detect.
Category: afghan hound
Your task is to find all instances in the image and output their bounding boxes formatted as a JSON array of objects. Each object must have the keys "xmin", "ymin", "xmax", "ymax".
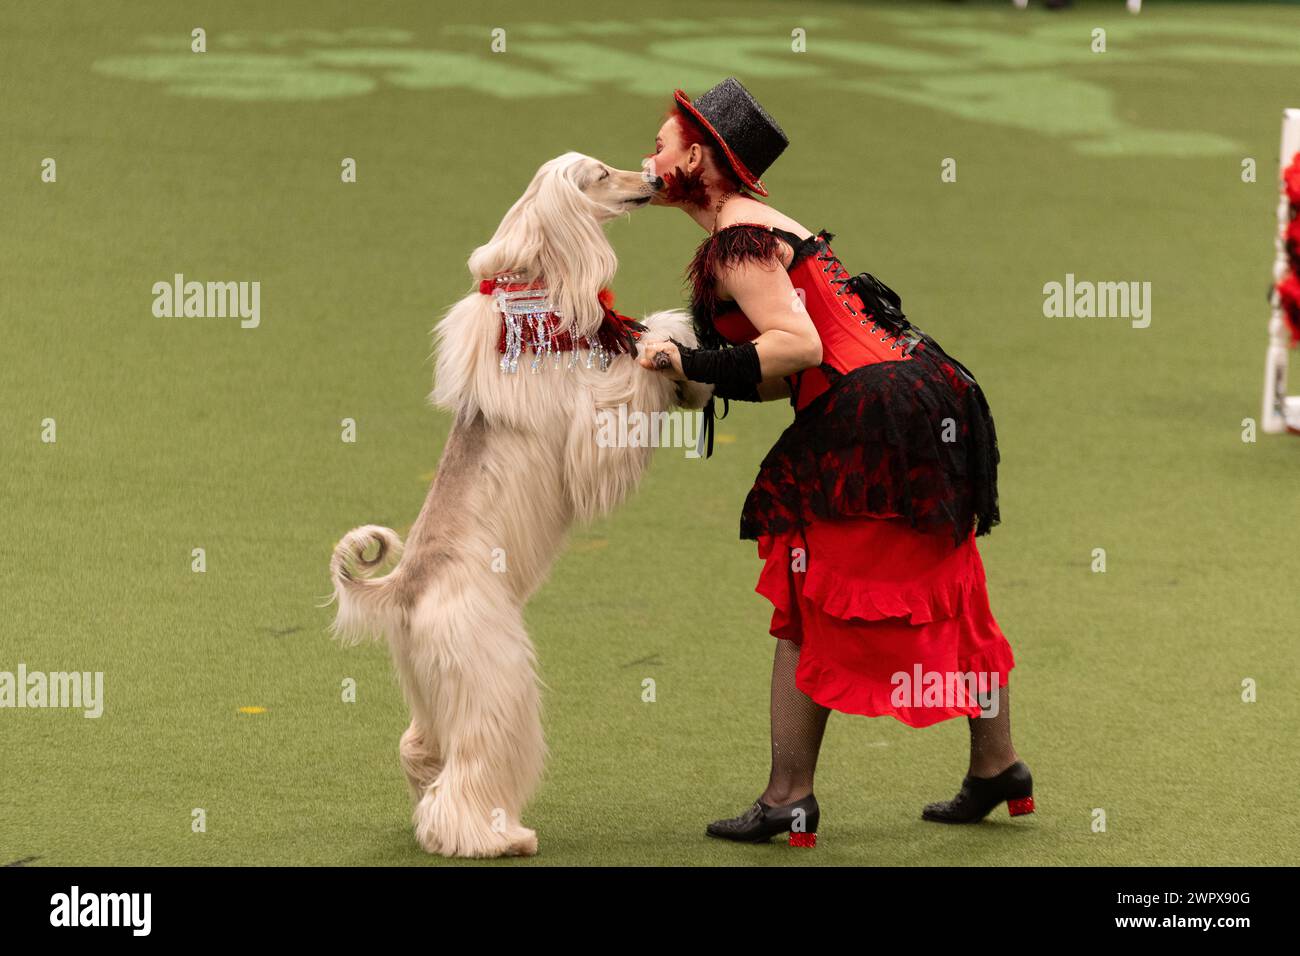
[{"xmin": 326, "ymin": 152, "xmax": 711, "ymax": 858}]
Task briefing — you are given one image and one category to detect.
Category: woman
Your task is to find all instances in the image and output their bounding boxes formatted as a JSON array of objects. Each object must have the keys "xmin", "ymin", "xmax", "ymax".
[{"xmin": 638, "ymin": 78, "xmax": 1034, "ymax": 846}]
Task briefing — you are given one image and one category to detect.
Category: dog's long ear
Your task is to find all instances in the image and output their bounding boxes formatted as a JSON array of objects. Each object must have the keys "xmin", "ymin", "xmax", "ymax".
[
  {"xmin": 467, "ymin": 167, "xmax": 547, "ymax": 288},
  {"xmin": 533, "ymin": 155, "xmax": 617, "ymax": 338},
  {"xmin": 467, "ymin": 154, "xmax": 615, "ymax": 339},
  {"xmin": 448, "ymin": 164, "xmax": 557, "ymax": 422}
]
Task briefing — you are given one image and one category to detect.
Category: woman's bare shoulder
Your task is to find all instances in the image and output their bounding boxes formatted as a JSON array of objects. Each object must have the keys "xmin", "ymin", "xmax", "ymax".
[
  {"xmin": 710, "ymin": 207, "xmax": 810, "ymax": 300},
  {"xmin": 715, "ymin": 199, "xmax": 812, "ymax": 239}
]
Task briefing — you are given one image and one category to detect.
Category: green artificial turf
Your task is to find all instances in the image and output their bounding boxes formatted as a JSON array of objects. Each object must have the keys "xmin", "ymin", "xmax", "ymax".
[{"xmin": 2, "ymin": 0, "xmax": 1299, "ymax": 866}]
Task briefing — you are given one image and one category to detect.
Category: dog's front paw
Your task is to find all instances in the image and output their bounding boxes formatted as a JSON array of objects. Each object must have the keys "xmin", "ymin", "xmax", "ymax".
[{"xmin": 640, "ymin": 309, "xmax": 699, "ymax": 348}]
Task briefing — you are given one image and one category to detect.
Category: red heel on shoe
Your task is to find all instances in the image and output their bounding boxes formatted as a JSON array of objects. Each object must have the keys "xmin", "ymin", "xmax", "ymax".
[
  {"xmin": 1007, "ymin": 796, "xmax": 1035, "ymax": 817},
  {"xmin": 923, "ymin": 761, "xmax": 1036, "ymax": 824},
  {"xmin": 707, "ymin": 794, "xmax": 820, "ymax": 843}
]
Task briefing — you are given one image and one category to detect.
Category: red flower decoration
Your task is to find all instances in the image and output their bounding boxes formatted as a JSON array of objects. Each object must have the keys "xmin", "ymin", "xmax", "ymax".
[
  {"xmin": 1285, "ymin": 152, "xmax": 1300, "ymax": 210},
  {"xmin": 659, "ymin": 164, "xmax": 711, "ymax": 210},
  {"xmin": 1278, "ymin": 272, "xmax": 1300, "ymax": 346},
  {"xmin": 1287, "ymin": 216, "xmax": 1300, "ymax": 266}
]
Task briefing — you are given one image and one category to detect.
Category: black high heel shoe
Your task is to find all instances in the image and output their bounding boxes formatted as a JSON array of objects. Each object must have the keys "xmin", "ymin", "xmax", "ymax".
[
  {"xmin": 706, "ymin": 794, "xmax": 820, "ymax": 846},
  {"xmin": 922, "ymin": 760, "xmax": 1035, "ymax": 824}
]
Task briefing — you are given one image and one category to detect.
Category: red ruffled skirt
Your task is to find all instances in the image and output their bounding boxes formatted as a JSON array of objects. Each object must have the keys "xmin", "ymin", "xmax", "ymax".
[{"xmin": 755, "ymin": 514, "xmax": 1015, "ymax": 728}]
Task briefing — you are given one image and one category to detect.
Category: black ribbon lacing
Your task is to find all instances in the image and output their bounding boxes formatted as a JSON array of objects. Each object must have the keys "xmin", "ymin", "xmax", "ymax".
[{"xmin": 694, "ymin": 396, "xmax": 718, "ymax": 459}]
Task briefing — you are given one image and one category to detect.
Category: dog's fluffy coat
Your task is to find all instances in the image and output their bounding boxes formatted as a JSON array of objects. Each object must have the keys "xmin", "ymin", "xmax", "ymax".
[{"xmin": 327, "ymin": 153, "xmax": 709, "ymax": 858}]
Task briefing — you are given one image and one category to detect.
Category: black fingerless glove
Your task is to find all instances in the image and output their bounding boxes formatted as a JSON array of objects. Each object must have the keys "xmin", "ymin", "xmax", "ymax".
[
  {"xmin": 674, "ymin": 340, "xmax": 763, "ymax": 401},
  {"xmin": 711, "ymin": 381, "xmax": 761, "ymax": 402}
]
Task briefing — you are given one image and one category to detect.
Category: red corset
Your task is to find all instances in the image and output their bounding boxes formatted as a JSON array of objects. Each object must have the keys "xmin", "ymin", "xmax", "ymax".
[
  {"xmin": 686, "ymin": 222, "xmax": 1002, "ymax": 548},
  {"xmin": 707, "ymin": 224, "xmax": 916, "ymax": 410}
]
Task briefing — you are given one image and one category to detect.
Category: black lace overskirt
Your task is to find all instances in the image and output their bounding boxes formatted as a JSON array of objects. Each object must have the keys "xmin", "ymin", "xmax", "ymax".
[{"xmin": 740, "ymin": 342, "xmax": 1001, "ymax": 547}]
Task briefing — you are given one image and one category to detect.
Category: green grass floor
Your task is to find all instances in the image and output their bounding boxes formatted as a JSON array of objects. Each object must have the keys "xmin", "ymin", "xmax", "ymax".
[{"xmin": 3, "ymin": 0, "xmax": 1299, "ymax": 865}]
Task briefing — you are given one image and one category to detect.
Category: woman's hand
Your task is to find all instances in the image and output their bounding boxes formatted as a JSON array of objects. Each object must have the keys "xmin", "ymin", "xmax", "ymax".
[{"xmin": 637, "ymin": 339, "xmax": 686, "ymax": 381}]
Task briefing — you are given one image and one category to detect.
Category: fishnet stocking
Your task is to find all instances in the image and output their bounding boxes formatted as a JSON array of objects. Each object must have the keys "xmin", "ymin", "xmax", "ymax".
[
  {"xmin": 759, "ymin": 638, "xmax": 830, "ymax": 807},
  {"xmin": 967, "ymin": 682, "xmax": 1019, "ymax": 777}
]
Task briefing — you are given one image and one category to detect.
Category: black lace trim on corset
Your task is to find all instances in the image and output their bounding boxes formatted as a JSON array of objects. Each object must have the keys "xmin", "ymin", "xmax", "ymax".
[{"xmin": 739, "ymin": 342, "xmax": 1002, "ymax": 547}]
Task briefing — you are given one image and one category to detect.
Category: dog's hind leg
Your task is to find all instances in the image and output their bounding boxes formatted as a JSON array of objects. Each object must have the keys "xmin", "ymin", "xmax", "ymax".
[
  {"xmin": 407, "ymin": 586, "xmax": 547, "ymax": 859},
  {"xmin": 398, "ymin": 720, "xmax": 443, "ymax": 803},
  {"xmin": 391, "ymin": 643, "xmax": 445, "ymax": 803}
]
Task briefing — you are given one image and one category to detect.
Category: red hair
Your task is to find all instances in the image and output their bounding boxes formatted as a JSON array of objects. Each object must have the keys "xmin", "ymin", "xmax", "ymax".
[{"xmin": 651, "ymin": 102, "xmax": 752, "ymax": 208}]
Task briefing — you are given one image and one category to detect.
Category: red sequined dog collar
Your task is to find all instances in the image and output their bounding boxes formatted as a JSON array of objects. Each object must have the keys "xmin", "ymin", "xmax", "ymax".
[{"xmin": 478, "ymin": 276, "xmax": 644, "ymax": 373}]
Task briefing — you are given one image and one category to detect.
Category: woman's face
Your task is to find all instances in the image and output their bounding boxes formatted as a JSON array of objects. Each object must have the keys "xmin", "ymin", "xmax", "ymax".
[{"xmin": 646, "ymin": 117, "xmax": 701, "ymax": 206}]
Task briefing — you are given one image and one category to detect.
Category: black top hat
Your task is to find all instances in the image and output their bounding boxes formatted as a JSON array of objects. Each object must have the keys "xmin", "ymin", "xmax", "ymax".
[{"xmin": 673, "ymin": 77, "xmax": 788, "ymax": 197}]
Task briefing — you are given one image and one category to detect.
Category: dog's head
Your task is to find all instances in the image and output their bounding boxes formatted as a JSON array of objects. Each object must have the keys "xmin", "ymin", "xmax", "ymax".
[
  {"xmin": 564, "ymin": 152, "xmax": 664, "ymax": 221},
  {"xmin": 467, "ymin": 153, "xmax": 661, "ymax": 337}
]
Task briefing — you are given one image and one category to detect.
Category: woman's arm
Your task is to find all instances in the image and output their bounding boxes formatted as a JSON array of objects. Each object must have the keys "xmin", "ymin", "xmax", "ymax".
[
  {"xmin": 637, "ymin": 252, "xmax": 822, "ymax": 386},
  {"xmin": 716, "ymin": 256, "xmax": 822, "ymax": 378}
]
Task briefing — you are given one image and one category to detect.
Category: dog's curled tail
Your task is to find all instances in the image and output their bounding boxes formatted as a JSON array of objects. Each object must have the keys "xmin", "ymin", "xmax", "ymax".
[{"xmin": 327, "ymin": 524, "xmax": 405, "ymax": 647}]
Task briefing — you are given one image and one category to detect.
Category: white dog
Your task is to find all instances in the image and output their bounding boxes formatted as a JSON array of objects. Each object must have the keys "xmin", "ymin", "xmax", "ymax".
[{"xmin": 327, "ymin": 152, "xmax": 710, "ymax": 858}]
